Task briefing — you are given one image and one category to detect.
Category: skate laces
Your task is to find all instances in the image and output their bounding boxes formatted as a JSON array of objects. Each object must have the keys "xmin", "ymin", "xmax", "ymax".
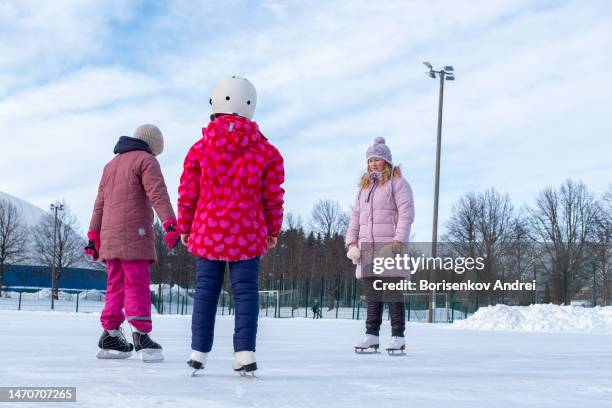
[
  {"xmin": 116, "ymin": 327, "xmax": 130, "ymax": 347},
  {"xmin": 139, "ymin": 333, "xmax": 151, "ymax": 348},
  {"xmin": 136, "ymin": 332, "xmax": 157, "ymax": 349}
]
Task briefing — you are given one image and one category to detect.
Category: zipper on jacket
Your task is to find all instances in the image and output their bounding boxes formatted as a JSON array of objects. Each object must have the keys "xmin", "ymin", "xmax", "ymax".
[
  {"xmin": 366, "ymin": 180, "xmax": 377, "ymax": 203},
  {"xmin": 367, "ymin": 179, "xmax": 378, "ymax": 245}
]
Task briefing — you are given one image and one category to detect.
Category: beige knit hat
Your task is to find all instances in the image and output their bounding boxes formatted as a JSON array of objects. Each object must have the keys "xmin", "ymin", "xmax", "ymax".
[{"xmin": 133, "ymin": 124, "xmax": 164, "ymax": 156}]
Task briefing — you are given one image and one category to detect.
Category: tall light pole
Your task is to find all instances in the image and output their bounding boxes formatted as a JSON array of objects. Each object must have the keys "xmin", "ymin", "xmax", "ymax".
[
  {"xmin": 423, "ymin": 62, "xmax": 455, "ymax": 323},
  {"xmin": 49, "ymin": 201, "xmax": 64, "ymax": 310}
]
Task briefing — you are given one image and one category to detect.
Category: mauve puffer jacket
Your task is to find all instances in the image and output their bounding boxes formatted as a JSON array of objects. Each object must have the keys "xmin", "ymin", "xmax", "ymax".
[
  {"xmin": 89, "ymin": 144, "xmax": 175, "ymax": 262},
  {"xmin": 346, "ymin": 174, "xmax": 415, "ymax": 278}
]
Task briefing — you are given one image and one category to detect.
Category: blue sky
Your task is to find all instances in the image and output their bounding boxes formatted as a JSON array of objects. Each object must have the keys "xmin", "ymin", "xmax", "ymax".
[{"xmin": 1, "ymin": 0, "xmax": 611, "ymax": 240}]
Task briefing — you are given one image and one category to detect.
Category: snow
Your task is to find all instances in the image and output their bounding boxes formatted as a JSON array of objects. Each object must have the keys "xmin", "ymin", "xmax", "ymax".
[
  {"xmin": 0, "ymin": 310, "xmax": 611, "ymax": 407},
  {"xmin": 450, "ymin": 304, "xmax": 612, "ymax": 334},
  {"xmin": 0, "ymin": 289, "xmax": 105, "ymax": 313},
  {"xmin": 151, "ymin": 283, "xmax": 192, "ymax": 303},
  {"xmin": 0, "ymin": 190, "xmax": 46, "ymax": 227}
]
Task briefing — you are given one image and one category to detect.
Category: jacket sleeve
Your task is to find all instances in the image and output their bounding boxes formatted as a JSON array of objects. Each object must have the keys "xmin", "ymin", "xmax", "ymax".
[
  {"xmin": 88, "ymin": 174, "xmax": 105, "ymax": 232},
  {"xmin": 393, "ymin": 177, "xmax": 415, "ymax": 242},
  {"xmin": 346, "ymin": 191, "xmax": 361, "ymax": 247},
  {"xmin": 141, "ymin": 156, "xmax": 176, "ymax": 224},
  {"xmin": 177, "ymin": 145, "xmax": 201, "ymax": 234},
  {"xmin": 262, "ymin": 147, "xmax": 285, "ymax": 237}
]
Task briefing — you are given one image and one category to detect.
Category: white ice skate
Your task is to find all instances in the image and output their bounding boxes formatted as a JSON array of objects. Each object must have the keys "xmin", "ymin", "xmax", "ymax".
[
  {"xmin": 233, "ymin": 351, "xmax": 257, "ymax": 378},
  {"xmin": 354, "ymin": 334, "xmax": 380, "ymax": 353},
  {"xmin": 187, "ymin": 351, "xmax": 208, "ymax": 377},
  {"xmin": 386, "ymin": 336, "xmax": 406, "ymax": 355}
]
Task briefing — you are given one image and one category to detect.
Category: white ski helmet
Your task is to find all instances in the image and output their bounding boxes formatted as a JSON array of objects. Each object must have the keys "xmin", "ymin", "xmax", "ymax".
[{"xmin": 210, "ymin": 76, "xmax": 257, "ymax": 119}]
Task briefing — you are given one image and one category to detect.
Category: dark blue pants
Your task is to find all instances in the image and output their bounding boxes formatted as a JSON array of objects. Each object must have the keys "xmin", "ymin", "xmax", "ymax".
[{"xmin": 192, "ymin": 257, "xmax": 260, "ymax": 353}]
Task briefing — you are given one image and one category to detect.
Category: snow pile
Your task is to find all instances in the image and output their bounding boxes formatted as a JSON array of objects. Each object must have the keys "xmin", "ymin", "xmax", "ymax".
[
  {"xmin": 2, "ymin": 289, "xmax": 105, "ymax": 302},
  {"xmin": 77, "ymin": 289, "xmax": 105, "ymax": 301},
  {"xmin": 150, "ymin": 283, "xmax": 192, "ymax": 301},
  {"xmin": 450, "ymin": 304, "xmax": 612, "ymax": 334},
  {"xmin": 21, "ymin": 288, "xmax": 74, "ymax": 301}
]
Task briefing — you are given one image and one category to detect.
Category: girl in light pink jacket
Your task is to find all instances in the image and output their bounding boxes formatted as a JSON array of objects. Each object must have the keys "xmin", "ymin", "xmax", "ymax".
[{"xmin": 346, "ymin": 137, "xmax": 414, "ymax": 354}]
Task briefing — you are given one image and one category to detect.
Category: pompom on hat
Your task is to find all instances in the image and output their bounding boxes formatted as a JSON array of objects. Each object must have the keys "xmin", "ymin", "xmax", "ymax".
[{"xmin": 366, "ymin": 137, "xmax": 392, "ymax": 165}]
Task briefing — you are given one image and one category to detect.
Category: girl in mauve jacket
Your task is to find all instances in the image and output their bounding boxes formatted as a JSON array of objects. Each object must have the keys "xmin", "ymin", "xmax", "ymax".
[
  {"xmin": 85, "ymin": 124, "xmax": 179, "ymax": 362},
  {"xmin": 178, "ymin": 76, "xmax": 285, "ymax": 376},
  {"xmin": 346, "ymin": 137, "xmax": 415, "ymax": 354}
]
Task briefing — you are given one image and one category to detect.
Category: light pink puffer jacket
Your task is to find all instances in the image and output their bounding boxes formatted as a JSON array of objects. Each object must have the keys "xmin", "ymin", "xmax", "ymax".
[
  {"xmin": 346, "ymin": 174, "xmax": 415, "ymax": 278},
  {"xmin": 89, "ymin": 150, "xmax": 175, "ymax": 262}
]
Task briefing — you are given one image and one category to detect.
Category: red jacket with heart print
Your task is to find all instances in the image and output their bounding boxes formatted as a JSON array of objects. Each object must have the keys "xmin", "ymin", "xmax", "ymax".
[{"xmin": 177, "ymin": 115, "xmax": 285, "ymax": 261}]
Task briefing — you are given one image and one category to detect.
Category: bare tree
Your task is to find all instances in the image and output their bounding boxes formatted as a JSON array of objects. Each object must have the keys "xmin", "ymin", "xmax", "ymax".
[
  {"xmin": 32, "ymin": 202, "xmax": 86, "ymax": 299},
  {"xmin": 0, "ymin": 199, "xmax": 28, "ymax": 295},
  {"xmin": 283, "ymin": 212, "xmax": 304, "ymax": 231},
  {"xmin": 310, "ymin": 199, "xmax": 349, "ymax": 237},
  {"xmin": 503, "ymin": 212, "xmax": 539, "ymax": 304},
  {"xmin": 476, "ymin": 189, "xmax": 514, "ymax": 279},
  {"xmin": 527, "ymin": 180, "xmax": 598, "ymax": 304},
  {"xmin": 444, "ymin": 189, "xmax": 516, "ymax": 305},
  {"xmin": 593, "ymin": 185, "xmax": 612, "ymax": 304},
  {"xmin": 444, "ymin": 192, "xmax": 480, "ymax": 252}
]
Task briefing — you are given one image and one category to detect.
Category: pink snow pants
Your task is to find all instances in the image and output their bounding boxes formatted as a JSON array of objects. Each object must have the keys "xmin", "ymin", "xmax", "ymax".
[{"xmin": 100, "ymin": 259, "xmax": 152, "ymax": 333}]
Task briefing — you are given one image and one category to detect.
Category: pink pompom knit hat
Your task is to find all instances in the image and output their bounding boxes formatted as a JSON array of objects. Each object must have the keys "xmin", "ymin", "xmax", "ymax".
[{"xmin": 366, "ymin": 137, "xmax": 393, "ymax": 165}]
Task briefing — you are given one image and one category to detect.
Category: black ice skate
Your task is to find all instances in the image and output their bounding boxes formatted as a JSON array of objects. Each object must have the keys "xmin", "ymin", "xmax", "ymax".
[
  {"xmin": 132, "ymin": 331, "xmax": 164, "ymax": 363},
  {"xmin": 96, "ymin": 328, "xmax": 134, "ymax": 359}
]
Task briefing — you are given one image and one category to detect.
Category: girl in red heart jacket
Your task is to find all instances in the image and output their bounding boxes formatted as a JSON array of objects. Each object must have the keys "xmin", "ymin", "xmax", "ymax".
[{"xmin": 177, "ymin": 76, "xmax": 285, "ymax": 376}]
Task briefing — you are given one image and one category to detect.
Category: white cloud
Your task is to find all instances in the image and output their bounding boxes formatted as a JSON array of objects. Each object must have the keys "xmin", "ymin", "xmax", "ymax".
[
  {"xmin": 0, "ymin": 0, "xmax": 136, "ymax": 94},
  {"xmin": 1, "ymin": 0, "xmax": 611, "ymax": 241}
]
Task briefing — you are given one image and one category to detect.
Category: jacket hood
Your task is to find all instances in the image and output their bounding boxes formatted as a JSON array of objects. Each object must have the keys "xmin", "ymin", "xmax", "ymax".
[
  {"xmin": 114, "ymin": 136, "xmax": 152, "ymax": 154},
  {"xmin": 202, "ymin": 115, "xmax": 260, "ymax": 152}
]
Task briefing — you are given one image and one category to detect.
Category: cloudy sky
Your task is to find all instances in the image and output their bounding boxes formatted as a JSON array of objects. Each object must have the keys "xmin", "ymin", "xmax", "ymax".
[{"xmin": 1, "ymin": 0, "xmax": 611, "ymax": 240}]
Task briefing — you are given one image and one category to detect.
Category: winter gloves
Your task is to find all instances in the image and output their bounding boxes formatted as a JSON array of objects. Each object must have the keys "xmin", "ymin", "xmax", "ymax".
[
  {"xmin": 84, "ymin": 230, "xmax": 101, "ymax": 261},
  {"xmin": 84, "ymin": 220, "xmax": 179, "ymax": 261},
  {"xmin": 162, "ymin": 218, "xmax": 180, "ymax": 249},
  {"xmin": 347, "ymin": 244, "xmax": 360, "ymax": 265}
]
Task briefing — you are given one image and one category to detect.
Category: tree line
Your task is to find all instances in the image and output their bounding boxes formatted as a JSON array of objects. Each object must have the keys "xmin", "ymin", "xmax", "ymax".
[
  {"xmin": 1, "ymin": 179, "xmax": 610, "ymax": 307},
  {"xmin": 0, "ymin": 199, "xmax": 90, "ymax": 298},
  {"xmin": 148, "ymin": 179, "xmax": 612, "ymax": 308},
  {"xmin": 442, "ymin": 180, "xmax": 611, "ymax": 306}
]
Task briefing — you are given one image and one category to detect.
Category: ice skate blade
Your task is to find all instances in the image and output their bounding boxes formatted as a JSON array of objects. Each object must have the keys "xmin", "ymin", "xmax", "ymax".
[
  {"xmin": 190, "ymin": 369, "xmax": 203, "ymax": 378},
  {"xmin": 188, "ymin": 359, "xmax": 204, "ymax": 377},
  {"xmin": 237, "ymin": 371, "xmax": 257, "ymax": 379},
  {"xmin": 354, "ymin": 345, "xmax": 380, "ymax": 354},
  {"xmin": 386, "ymin": 346, "xmax": 406, "ymax": 356},
  {"xmin": 96, "ymin": 349, "xmax": 132, "ymax": 359},
  {"xmin": 139, "ymin": 348, "xmax": 164, "ymax": 363},
  {"xmin": 234, "ymin": 362, "xmax": 257, "ymax": 378}
]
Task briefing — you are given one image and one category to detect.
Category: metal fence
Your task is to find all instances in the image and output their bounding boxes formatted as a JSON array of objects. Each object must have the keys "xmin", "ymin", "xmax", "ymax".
[
  {"xmin": 1, "ymin": 281, "xmax": 473, "ymax": 323},
  {"xmin": 150, "ymin": 278, "xmax": 473, "ymax": 323},
  {"xmin": 0, "ymin": 286, "xmax": 106, "ymax": 313}
]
